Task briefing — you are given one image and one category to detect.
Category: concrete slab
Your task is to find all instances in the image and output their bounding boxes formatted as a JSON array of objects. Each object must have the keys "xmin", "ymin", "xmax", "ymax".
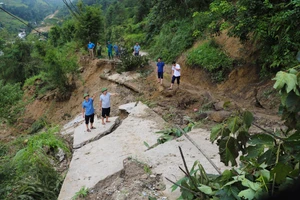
[
  {"xmin": 107, "ymin": 71, "xmax": 141, "ymax": 83},
  {"xmin": 61, "ymin": 114, "xmax": 83, "ymax": 135},
  {"xmin": 58, "ymin": 102, "xmax": 167, "ymax": 200},
  {"xmin": 73, "ymin": 116, "xmax": 119, "ymax": 149},
  {"xmin": 118, "ymin": 102, "xmax": 138, "ymax": 113},
  {"xmin": 142, "ymin": 128, "xmax": 231, "ymax": 199}
]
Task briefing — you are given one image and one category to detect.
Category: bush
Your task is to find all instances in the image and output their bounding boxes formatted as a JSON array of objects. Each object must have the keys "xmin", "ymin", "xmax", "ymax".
[
  {"xmin": 116, "ymin": 50, "xmax": 149, "ymax": 73},
  {"xmin": 186, "ymin": 40, "xmax": 233, "ymax": 82},
  {"xmin": 0, "ymin": 81, "xmax": 24, "ymax": 124},
  {"xmin": 0, "ymin": 127, "xmax": 70, "ymax": 200},
  {"xmin": 43, "ymin": 42, "xmax": 78, "ymax": 93},
  {"xmin": 148, "ymin": 19, "xmax": 195, "ymax": 63}
]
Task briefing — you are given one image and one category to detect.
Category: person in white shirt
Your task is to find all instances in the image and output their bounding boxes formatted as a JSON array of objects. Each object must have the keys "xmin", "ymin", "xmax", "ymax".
[
  {"xmin": 99, "ymin": 87, "xmax": 118, "ymax": 125},
  {"xmin": 169, "ymin": 61, "xmax": 181, "ymax": 90}
]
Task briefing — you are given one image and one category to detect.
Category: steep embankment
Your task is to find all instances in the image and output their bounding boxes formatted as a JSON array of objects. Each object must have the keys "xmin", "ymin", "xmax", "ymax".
[{"xmin": 18, "ymin": 32, "xmax": 282, "ymax": 137}]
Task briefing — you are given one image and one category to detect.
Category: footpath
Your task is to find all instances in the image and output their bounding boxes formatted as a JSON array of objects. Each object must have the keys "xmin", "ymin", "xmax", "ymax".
[{"xmin": 58, "ymin": 101, "xmax": 229, "ymax": 200}]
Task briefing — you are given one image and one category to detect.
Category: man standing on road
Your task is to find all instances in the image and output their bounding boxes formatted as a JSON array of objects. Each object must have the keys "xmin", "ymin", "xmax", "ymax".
[
  {"xmin": 99, "ymin": 88, "xmax": 118, "ymax": 125},
  {"xmin": 82, "ymin": 93, "xmax": 96, "ymax": 132},
  {"xmin": 156, "ymin": 57, "xmax": 165, "ymax": 85},
  {"xmin": 107, "ymin": 41, "xmax": 113, "ymax": 60},
  {"xmin": 133, "ymin": 42, "xmax": 141, "ymax": 56},
  {"xmin": 169, "ymin": 61, "xmax": 181, "ymax": 90},
  {"xmin": 88, "ymin": 41, "xmax": 95, "ymax": 59}
]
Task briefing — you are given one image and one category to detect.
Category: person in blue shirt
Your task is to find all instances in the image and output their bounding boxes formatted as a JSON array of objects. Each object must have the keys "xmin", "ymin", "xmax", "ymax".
[
  {"xmin": 82, "ymin": 93, "xmax": 96, "ymax": 132},
  {"xmin": 87, "ymin": 41, "xmax": 95, "ymax": 59},
  {"xmin": 156, "ymin": 57, "xmax": 165, "ymax": 85},
  {"xmin": 133, "ymin": 42, "xmax": 141, "ymax": 56},
  {"xmin": 107, "ymin": 41, "xmax": 113, "ymax": 60},
  {"xmin": 113, "ymin": 43, "xmax": 119, "ymax": 58}
]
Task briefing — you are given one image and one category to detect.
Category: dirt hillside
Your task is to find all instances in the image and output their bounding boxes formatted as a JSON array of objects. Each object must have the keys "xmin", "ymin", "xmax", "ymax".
[{"xmin": 2, "ymin": 32, "xmax": 283, "ymax": 142}]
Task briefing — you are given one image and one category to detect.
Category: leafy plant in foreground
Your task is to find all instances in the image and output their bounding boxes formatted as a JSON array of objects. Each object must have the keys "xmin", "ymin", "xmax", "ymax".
[
  {"xmin": 171, "ymin": 67, "xmax": 300, "ymax": 199},
  {"xmin": 156, "ymin": 122, "xmax": 195, "ymax": 144}
]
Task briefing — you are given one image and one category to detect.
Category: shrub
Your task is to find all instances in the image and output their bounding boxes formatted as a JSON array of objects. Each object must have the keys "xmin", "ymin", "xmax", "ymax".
[
  {"xmin": 123, "ymin": 33, "xmax": 146, "ymax": 49},
  {"xmin": 116, "ymin": 49, "xmax": 149, "ymax": 73},
  {"xmin": 148, "ymin": 19, "xmax": 195, "ymax": 63},
  {"xmin": 0, "ymin": 81, "xmax": 24, "ymax": 124},
  {"xmin": 0, "ymin": 126, "xmax": 70, "ymax": 200},
  {"xmin": 186, "ymin": 40, "xmax": 233, "ymax": 82}
]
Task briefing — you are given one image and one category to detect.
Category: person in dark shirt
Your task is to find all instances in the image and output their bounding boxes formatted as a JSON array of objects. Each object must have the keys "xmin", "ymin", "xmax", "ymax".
[
  {"xmin": 107, "ymin": 41, "xmax": 113, "ymax": 60},
  {"xmin": 156, "ymin": 57, "xmax": 165, "ymax": 85}
]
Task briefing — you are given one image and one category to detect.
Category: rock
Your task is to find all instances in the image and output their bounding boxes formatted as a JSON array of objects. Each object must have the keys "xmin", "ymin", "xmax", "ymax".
[
  {"xmin": 119, "ymin": 102, "xmax": 137, "ymax": 113},
  {"xmin": 213, "ymin": 101, "xmax": 225, "ymax": 111},
  {"xmin": 195, "ymin": 112, "xmax": 208, "ymax": 121},
  {"xmin": 78, "ymin": 67, "xmax": 84, "ymax": 73},
  {"xmin": 208, "ymin": 111, "xmax": 231, "ymax": 122},
  {"xmin": 103, "ymin": 68, "xmax": 111, "ymax": 74},
  {"xmin": 56, "ymin": 148, "xmax": 65, "ymax": 163},
  {"xmin": 141, "ymin": 174, "xmax": 149, "ymax": 179},
  {"xmin": 152, "ymin": 107, "xmax": 163, "ymax": 116},
  {"xmin": 158, "ymin": 85, "xmax": 164, "ymax": 92}
]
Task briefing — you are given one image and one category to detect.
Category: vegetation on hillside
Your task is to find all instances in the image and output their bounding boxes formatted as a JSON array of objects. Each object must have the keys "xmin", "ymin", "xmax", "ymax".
[
  {"xmin": 0, "ymin": 0, "xmax": 300, "ymax": 199},
  {"xmin": 171, "ymin": 66, "xmax": 300, "ymax": 199},
  {"xmin": 0, "ymin": 0, "xmax": 63, "ymax": 33},
  {"xmin": 0, "ymin": 126, "xmax": 70, "ymax": 200}
]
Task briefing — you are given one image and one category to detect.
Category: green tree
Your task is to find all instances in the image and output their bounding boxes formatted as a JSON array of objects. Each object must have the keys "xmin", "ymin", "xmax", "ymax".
[
  {"xmin": 43, "ymin": 43, "xmax": 78, "ymax": 93},
  {"xmin": 0, "ymin": 39, "xmax": 40, "ymax": 84},
  {"xmin": 221, "ymin": 0, "xmax": 300, "ymax": 71},
  {"xmin": 75, "ymin": 3, "xmax": 104, "ymax": 45},
  {"xmin": 135, "ymin": 0, "xmax": 151, "ymax": 22}
]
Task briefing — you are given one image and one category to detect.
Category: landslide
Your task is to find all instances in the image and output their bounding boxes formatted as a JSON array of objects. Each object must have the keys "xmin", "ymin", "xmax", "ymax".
[{"xmin": 5, "ymin": 32, "xmax": 282, "ymax": 140}]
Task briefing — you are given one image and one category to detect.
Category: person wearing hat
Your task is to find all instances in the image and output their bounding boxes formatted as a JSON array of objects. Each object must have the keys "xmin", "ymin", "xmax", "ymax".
[
  {"xmin": 82, "ymin": 93, "xmax": 96, "ymax": 132},
  {"xmin": 99, "ymin": 87, "xmax": 118, "ymax": 125}
]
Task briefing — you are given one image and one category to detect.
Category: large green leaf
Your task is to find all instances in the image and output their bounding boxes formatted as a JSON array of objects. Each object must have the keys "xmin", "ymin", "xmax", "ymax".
[
  {"xmin": 227, "ymin": 116, "xmax": 241, "ymax": 133},
  {"xmin": 237, "ymin": 131, "xmax": 250, "ymax": 153},
  {"xmin": 271, "ymin": 163, "xmax": 293, "ymax": 184},
  {"xmin": 241, "ymin": 178, "xmax": 261, "ymax": 191},
  {"xmin": 216, "ymin": 186, "xmax": 241, "ymax": 200},
  {"xmin": 248, "ymin": 134, "xmax": 274, "ymax": 146},
  {"xmin": 198, "ymin": 184, "xmax": 213, "ymax": 195},
  {"xmin": 257, "ymin": 149, "xmax": 275, "ymax": 166},
  {"xmin": 238, "ymin": 188, "xmax": 256, "ymax": 200},
  {"xmin": 211, "ymin": 124, "xmax": 223, "ymax": 142},
  {"xmin": 219, "ymin": 136, "xmax": 239, "ymax": 166},
  {"xmin": 273, "ymin": 71, "xmax": 298, "ymax": 93},
  {"xmin": 244, "ymin": 145, "xmax": 265, "ymax": 159},
  {"xmin": 285, "ymin": 91, "xmax": 300, "ymax": 112},
  {"xmin": 243, "ymin": 111, "xmax": 254, "ymax": 129}
]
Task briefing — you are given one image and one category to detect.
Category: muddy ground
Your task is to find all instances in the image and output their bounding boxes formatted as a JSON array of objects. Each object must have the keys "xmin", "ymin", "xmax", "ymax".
[{"xmin": 1, "ymin": 34, "xmax": 284, "ymax": 199}]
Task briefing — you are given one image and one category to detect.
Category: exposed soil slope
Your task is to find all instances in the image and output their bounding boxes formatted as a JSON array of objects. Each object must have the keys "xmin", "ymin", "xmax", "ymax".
[{"xmin": 3, "ymin": 32, "xmax": 282, "ymax": 142}]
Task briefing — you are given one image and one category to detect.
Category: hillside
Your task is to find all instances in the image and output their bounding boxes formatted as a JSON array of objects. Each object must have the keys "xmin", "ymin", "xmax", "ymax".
[
  {"xmin": 0, "ymin": 0, "xmax": 63, "ymax": 33},
  {"xmin": 1, "ymin": 0, "xmax": 300, "ymax": 199}
]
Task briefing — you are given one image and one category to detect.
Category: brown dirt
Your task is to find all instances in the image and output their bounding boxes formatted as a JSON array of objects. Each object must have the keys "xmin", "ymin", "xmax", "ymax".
[
  {"xmin": 0, "ymin": 35, "xmax": 284, "ymax": 199},
  {"xmin": 79, "ymin": 157, "xmax": 166, "ymax": 200}
]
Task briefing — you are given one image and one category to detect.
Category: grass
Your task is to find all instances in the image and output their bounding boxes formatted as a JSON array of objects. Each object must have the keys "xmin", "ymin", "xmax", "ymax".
[
  {"xmin": 72, "ymin": 186, "xmax": 89, "ymax": 200},
  {"xmin": 0, "ymin": 126, "xmax": 70, "ymax": 199}
]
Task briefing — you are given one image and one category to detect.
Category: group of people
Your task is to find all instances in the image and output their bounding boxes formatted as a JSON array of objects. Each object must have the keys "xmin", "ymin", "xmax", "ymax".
[
  {"xmin": 88, "ymin": 41, "xmax": 142, "ymax": 60},
  {"xmin": 156, "ymin": 57, "xmax": 181, "ymax": 90},
  {"xmin": 82, "ymin": 88, "xmax": 118, "ymax": 132}
]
